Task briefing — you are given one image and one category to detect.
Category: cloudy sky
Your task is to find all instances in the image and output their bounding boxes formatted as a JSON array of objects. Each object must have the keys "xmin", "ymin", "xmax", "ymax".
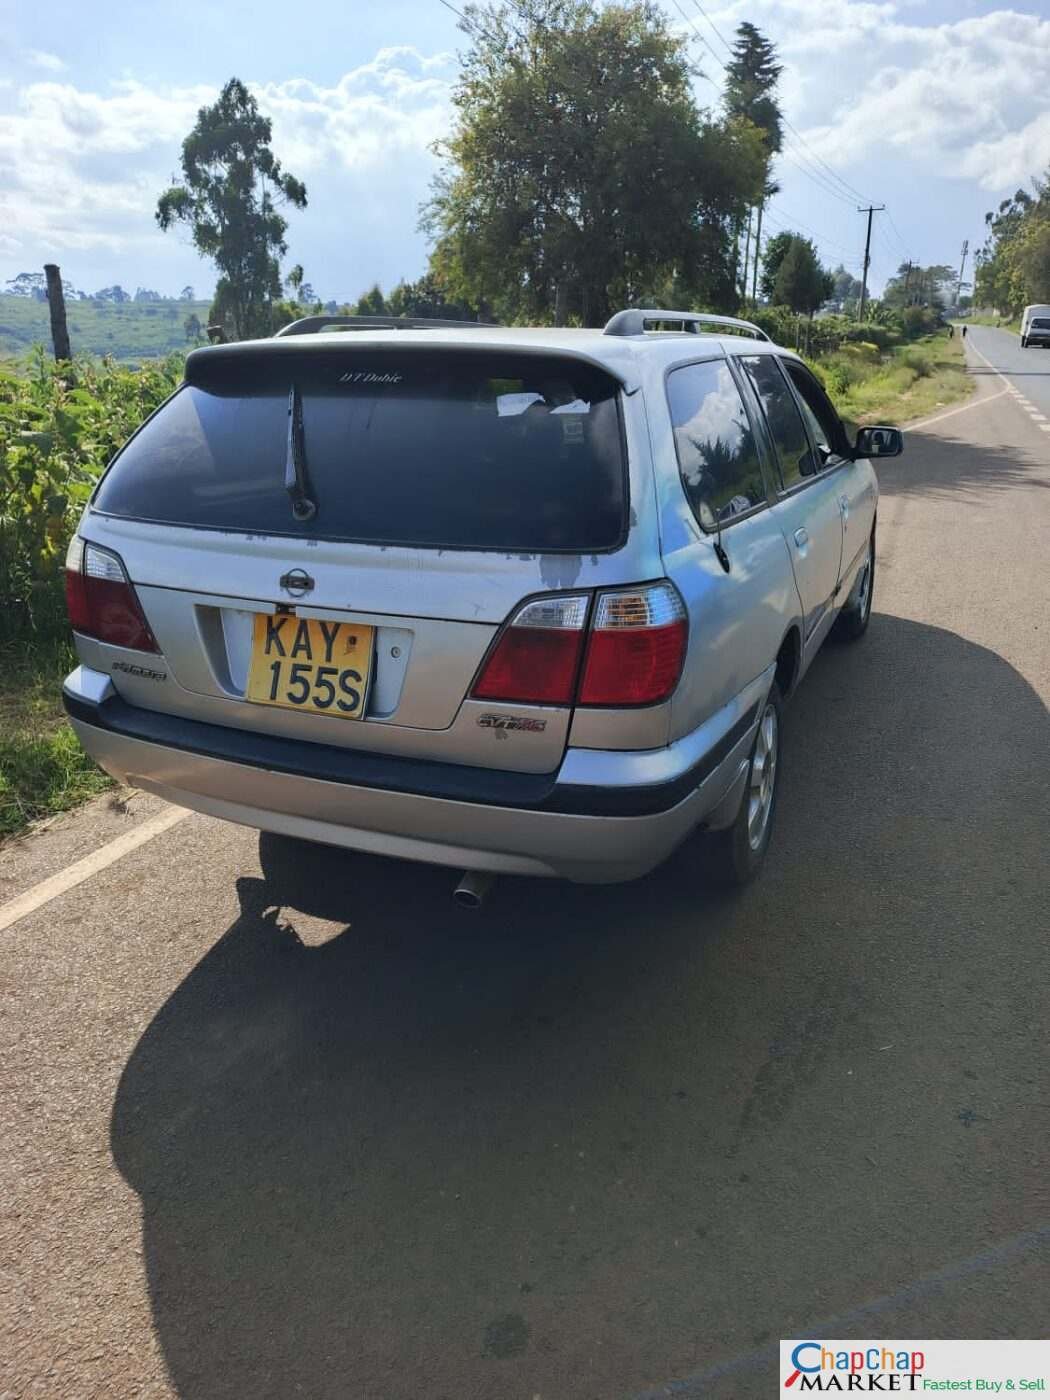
[{"xmin": 3, "ymin": 0, "xmax": 1049, "ymax": 302}]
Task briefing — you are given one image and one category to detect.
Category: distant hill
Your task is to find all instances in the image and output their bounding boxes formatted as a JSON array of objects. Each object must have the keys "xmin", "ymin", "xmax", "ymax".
[{"xmin": 0, "ymin": 295, "xmax": 212, "ymax": 362}]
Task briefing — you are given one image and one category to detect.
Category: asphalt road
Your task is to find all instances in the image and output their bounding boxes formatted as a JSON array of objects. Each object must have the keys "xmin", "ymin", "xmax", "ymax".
[{"xmin": 2, "ymin": 329, "xmax": 1048, "ymax": 1400}]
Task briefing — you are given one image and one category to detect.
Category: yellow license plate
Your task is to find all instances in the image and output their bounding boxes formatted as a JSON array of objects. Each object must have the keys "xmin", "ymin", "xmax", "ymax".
[{"xmin": 245, "ymin": 613, "xmax": 374, "ymax": 719}]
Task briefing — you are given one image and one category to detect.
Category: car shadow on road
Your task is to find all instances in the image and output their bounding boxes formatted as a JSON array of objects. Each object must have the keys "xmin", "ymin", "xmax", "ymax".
[
  {"xmin": 109, "ymin": 617, "xmax": 1050, "ymax": 1400},
  {"xmin": 880, "ymin": 425, "xmax": 1049, "ymax": 502}
]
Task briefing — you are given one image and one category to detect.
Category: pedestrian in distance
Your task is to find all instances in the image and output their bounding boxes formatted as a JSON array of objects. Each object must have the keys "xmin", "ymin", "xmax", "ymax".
[
  {"xmin": 962, "ymin": 324, "xmax": 968, "ymax": 340},
  {"xmin": 948, "ymin": 324, "xmax": 954, "ymax": 339}
]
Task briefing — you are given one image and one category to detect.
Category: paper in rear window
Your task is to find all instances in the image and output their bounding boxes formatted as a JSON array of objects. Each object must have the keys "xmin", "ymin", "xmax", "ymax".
[{"xmin": 93, "ymin": 350, "xmax": 627, "ymax": 552}]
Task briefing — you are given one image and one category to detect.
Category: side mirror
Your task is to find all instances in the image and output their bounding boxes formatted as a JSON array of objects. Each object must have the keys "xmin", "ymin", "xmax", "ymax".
[{"xmin": 854, "ymin": 425, "xmax": 903, "ymax": 459}]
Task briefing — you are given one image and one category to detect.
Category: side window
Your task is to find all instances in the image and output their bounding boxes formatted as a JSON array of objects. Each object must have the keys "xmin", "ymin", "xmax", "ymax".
[
  {"xmin": 782, "ymin": 361, "xmax": 850, "ymax": 467},
  {"xmin": 666, "ymin": 359, "xmax": 768, "ymax": 530},
  {"xmin": 740, "ymin": 354, "xmax": 818, "ymax": 490}
]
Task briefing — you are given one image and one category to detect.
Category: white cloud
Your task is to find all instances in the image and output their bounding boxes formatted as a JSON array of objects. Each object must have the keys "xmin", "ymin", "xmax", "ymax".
[
  {"xmin": 0, "ymin": 49, "xmax": 454, "ymax": 291},
  {"xmin": 729, "ymin": 3, "xmax": 1050, "ymax": 191},
  {"xmin": 24, "ymin": 49, "xmax": 66, "ymax": 72}
]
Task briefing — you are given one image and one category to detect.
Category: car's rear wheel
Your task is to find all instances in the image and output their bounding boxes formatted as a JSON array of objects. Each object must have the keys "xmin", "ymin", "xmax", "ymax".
[
  {"xmin": 833, "ymin": 530, "xmax": 875, "ymax": 642},
  {"xmin": 712, "ymin": 681, "xmax": 782, "ymax": 886}
]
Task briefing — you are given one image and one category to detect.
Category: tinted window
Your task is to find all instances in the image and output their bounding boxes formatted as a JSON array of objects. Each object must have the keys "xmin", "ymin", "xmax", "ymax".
[
  {"xmin": 740, "ymin": 354, "xmax": 818, "ymax": 489},
  {"xmin": 1032, "ymin": 318, "xmax": 1050, "ymax": 328},
  {"xmin": 783, "ymin": 361, "xmax": 848, "ymax": 466},
  {"xmin": 94, "ymin": 351, "xmax": 626, "ymax": 553},
  {"xmin": 667, "ymin": 359, "xmax": 767, "ymax": 529}
]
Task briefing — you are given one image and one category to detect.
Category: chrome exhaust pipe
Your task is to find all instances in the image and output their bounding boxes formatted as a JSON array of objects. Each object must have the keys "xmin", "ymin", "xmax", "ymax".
[{"xmin": 453, "ymin": 870, "xmax": 495, "ymax": 909}]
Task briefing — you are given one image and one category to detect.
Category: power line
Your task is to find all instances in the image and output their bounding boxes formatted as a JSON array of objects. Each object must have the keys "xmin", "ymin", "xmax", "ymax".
[
  {"xmin": 669, "ymin": 0, "xmax": 723, "ymax": 75},
  {"xmin": 688, "ymin": 0, "xmax": 733, "ymax": 54},
  {"xmin": 767, "ymin": 202, "xmax": 859, "ymax": 256},
  {"xmin": 884, "ymin": 209, "xmax": 914, "ymax": 263},
  {"xmin": 779, "ymin": 116, "xmax": 870, "ymax": 205}
]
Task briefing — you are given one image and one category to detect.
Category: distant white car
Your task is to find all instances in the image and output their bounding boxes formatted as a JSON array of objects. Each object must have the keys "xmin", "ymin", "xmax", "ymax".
[{"xmin": 1020, "ymin": 305, "xmax": 1050, "ymax": 349}]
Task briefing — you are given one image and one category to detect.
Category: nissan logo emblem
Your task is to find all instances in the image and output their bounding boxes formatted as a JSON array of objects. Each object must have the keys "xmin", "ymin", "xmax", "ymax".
[{"xmin": 279, "ymin": 568, "xmax": 315, "ymax": 597}]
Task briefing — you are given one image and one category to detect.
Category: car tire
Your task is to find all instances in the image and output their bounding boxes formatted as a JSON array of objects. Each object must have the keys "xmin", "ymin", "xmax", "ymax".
[
  {"xmin": 833, "ymin": 529, "xmax": 875, "ymax": 642},
  {"xmin": 711, "ymin": 681, "xmax": 782, "ymax": 887},
  {"xmin": 1021, "ymin": 337, "xmax": 1027, "ymax": 349}
]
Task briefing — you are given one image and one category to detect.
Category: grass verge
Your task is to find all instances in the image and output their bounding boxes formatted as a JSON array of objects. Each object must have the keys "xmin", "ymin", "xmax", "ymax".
[
  {"xmin": 0, "ymin": 632, "xmax": 111, "ymax": 839},
  {"xmin": 818, "ymin": 332, "xmax": 972, "ymax": 428},
  {"xmin": 965, "ymin": 314, "xmax": 1021, "ymax": 333}
]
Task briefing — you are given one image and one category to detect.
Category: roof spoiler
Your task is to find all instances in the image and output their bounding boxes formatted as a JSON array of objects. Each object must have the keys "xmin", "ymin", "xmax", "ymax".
[{"xmin": 603, "ymin": 309, "xmax": 770, "ymax": 341}]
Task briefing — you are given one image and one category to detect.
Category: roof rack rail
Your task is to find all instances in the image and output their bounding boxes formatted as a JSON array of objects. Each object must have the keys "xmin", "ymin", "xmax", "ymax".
[
  {"xmin": 603, "ymin": 309, "xmax": 770, "ymax": 342},
  {"xmin": 274, "ymin": 315, "xmax": 497, "ymax": 337}
]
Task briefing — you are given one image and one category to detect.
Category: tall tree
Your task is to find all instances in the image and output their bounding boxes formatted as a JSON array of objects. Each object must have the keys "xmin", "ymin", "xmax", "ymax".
[
  {"xmin": 759, "ymin": 230, "xmax": 795, "ymax": 300},
  {"xmin": 882, "ymin": 261, "xmax": 955, "ymax": 309},
  {"xmin": 723, "ymin": 23, "xmax": 783, "ymax": 154},
  {"xmin": 156, "ymin": 78, "xmax": 307, "ymax": 340},
  {"xmin": 425, "ymin": 0, "xmax": 765, "ymax": 324},
  {"xmin": 772, "ymin": 235, "xmax": 832, "ymax": 314},
  {"xmin": 830, "ymin": 264, "xmax": 863, "ymax": 305},
  {"xmin": 723, "ymin": 22, "xmax": 782, "ymax": 302},
  {"xmin": 354, "ymin": 284, "xmax": 387, "ymax": 317}
]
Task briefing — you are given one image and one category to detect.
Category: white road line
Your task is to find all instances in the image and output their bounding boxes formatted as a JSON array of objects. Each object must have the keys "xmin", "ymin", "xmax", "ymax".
[
  {"xmin": 907, "ymin": 386, "xmax": 1008, "ymax": 431},
  {"xmin": 968, "ymin": 336, "xmax": 1023, "ymax": 390},
  {"xmin": 0, "ymin": 805, "xmax": 191, "ymax": 934},
  {"xmin": 1028, "ymin": 412, "xmax": 1046, "ymax": 421}
]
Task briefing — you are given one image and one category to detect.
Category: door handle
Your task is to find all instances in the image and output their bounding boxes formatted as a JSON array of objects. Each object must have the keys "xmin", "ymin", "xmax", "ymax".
[{"xmin": 794, "ymin": 527, "xmax": 809, "ymax": 548}]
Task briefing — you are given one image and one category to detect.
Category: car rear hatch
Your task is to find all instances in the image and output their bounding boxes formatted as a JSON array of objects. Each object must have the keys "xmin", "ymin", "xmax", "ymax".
[{"xmin": 77, "ymin": 340, "xmax": 651, "ymax": 775}]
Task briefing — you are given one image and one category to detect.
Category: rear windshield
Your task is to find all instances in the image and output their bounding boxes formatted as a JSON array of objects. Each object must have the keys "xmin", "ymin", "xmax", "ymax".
[
  {"xmin": 93, "ymin": 350, "xmax": 627, "ymax": 552},
  {"xmin": 1031, "ymin": 318, "xmax": 1050, "ymax": 329}
]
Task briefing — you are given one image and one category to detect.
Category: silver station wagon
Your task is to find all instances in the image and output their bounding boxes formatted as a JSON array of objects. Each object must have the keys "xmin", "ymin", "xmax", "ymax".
[{"xmin": 63, "ymin": 309, "xmax": 901, "ymax": 903}]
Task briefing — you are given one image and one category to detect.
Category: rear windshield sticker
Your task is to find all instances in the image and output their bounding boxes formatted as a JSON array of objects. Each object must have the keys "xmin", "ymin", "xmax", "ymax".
[
  {"xmin": 337, "ymin": 370, "xmax": 404, "ymax": 385},
  {"xmin": 551, "ymin": 399, "xmax": 590, "ymax": 415}
]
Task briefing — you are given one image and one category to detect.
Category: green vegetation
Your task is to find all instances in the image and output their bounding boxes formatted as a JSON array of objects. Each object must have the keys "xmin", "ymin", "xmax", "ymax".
[
  {"xmin": 0, "ymin": 633, "xmax": 112, "ymax": 837},
  {"xmin": 816, "ymin": 332, "xmax": 970, "ymax": 428},
  {"xmin": 0, "ymin": 294, "xmax": 211, "ymax": 361},
  {"xmin": 0, "ymin": 352, "xmax": 181, "ymax": 839},
  {"xmin": 967, "ymin": 312, "xmax": 1021, "ymax": 333},
  {"xmin": 974, "ymin": 174, "xmax": 1050, "ymax": 315},
  {"xmin": 425, "ymin": 0, "xmax": 768, "ymax": 322},
  {"xmin": 0, "ymin": 350, "xmax": 184, "ymax": 635}
]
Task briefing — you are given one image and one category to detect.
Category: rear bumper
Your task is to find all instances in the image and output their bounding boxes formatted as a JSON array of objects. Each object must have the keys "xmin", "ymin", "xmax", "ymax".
[{"xmin": 64, "ymin": 665, "xmax": 768, "ymax": 882}]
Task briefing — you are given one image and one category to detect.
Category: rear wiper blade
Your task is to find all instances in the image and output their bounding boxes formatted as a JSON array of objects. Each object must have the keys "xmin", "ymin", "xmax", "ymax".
[{"xmin": 285, "ymin": 382, "xmax": 317, "ymax": 521}]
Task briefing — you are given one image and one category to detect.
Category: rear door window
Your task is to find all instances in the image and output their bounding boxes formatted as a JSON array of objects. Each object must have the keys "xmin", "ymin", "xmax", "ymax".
[
  {"xmin": 739, "ymin": 354, "xmax": 819, "ymax": 489},
  {"xmin": 93, "ymin": 351, "xmax": 627, "ymax": 553},
  {"xmin": 666, "ymin": 358, "xmax": 769, "ymax": 529}
]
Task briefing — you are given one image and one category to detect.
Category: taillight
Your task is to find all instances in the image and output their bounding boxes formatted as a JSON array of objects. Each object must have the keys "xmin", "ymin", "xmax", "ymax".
[
  {"xmin": 471, "ymin": 582, "xmax": 687, "ymax": 709},
  {"xmin": 579, "ymin": 583, "xmax": 687, "ymax": 706},
  {"xmin": 64, "ymin": 537, "xmax": 159, "ymax": 653},
  {"xmin": 471, "ymin": 594, "xmax": 588, "ymax": 705}
]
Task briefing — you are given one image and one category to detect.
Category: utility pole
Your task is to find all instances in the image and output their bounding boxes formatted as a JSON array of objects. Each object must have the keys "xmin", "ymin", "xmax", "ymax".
[
  {"xmin": 955, "ymin": 239, "xmax": 969, "ymax": 309},
  {"xmin": 904, "ymin": 261, "xmax": 913, "ymax": 306},
  {"xmin": 857, "ymin": 204, "xmax": 885, "ymax": 320}
]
